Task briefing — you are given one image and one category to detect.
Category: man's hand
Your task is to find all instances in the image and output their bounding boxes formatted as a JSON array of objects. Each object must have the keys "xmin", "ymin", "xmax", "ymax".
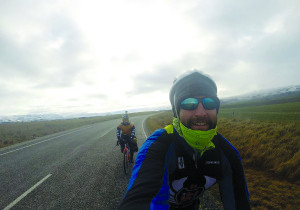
[{"xmin": 117, "ymin": 137, "xmax": 121, "ymax": 144}]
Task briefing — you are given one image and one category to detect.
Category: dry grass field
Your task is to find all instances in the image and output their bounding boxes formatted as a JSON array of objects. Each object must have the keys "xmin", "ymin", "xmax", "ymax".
[
  {"xmin": 146, "ymin": 110, "xmax": 300, "ymax": 210},
  {"xmin": 0, "ymin": 111, "xmax": 157, "ymax": 149},
  {"xmin": 0, "ymin": 115, "xmax": 121, "ymax": 148},
  {"xmin": 1, "ymin": 104, "xmax": 299, "ymax": 209}
]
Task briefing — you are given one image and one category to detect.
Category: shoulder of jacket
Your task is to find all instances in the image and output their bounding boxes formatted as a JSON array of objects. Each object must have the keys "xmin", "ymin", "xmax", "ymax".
[
  {"xmin": 151, "ymin": 128, "xmax": 166, "ymax": 136},
  {"xmin": 146, "ymin": 128, "xmax": 169, "ymax": 141},
  {"xmin": 142, "ymin": 128, "xmax": 173, "ymax": 156}
]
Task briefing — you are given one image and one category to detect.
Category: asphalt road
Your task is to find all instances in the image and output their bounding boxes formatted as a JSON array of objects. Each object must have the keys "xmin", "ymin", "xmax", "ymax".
[
  {"xmin": 0, "ymin": 115, "xmax": 151, "ymax": 210},
  {"xmin": 0, "ymin": 114, "xmax": 222, "ymax": 210}
]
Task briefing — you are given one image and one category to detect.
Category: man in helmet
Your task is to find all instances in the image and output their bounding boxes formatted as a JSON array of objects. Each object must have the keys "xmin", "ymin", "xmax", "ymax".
[
  {"xmin": 116, "ymin": 113, "xmax": 137, "ymax": 163},
  {"xmin": 118, "ymin": 70, "xmax": 251, "ymax": 209}
]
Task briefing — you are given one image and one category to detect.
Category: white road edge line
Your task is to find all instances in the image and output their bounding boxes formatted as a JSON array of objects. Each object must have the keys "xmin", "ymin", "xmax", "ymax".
[
  {"xmin": 142, "ymin": 117, "xmax": 148, "ymax": 140},
  {"xmin": 4, "ymin": 174, "xmax": 52, "ymax": 210},
  {"xmin": 0, "ymin": 125, "xmax": 96, "ymax": 156}
]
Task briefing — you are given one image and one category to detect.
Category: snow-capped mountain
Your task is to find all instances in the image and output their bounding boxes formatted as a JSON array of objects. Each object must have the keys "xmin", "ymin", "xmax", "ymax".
[
  {"xmin": 0, "ymin": 106, "xmax": 171, "ymax": 123},
  {"xmin": 221, "ymin": 85, "xmax": 300, "ymax": 104},
  {"xmin": 0, "ymin": 112, "xmax": 110, "ymax": 123},
  {"xmin": 1, "ymin": 85, "xmax": 299, "ymax": 123}
]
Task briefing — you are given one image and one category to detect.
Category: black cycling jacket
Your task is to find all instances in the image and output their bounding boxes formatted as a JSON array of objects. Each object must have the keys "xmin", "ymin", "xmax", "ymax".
[{"xmin": 118, "ymin": 126, "xmax": 251, "ymax": 210}]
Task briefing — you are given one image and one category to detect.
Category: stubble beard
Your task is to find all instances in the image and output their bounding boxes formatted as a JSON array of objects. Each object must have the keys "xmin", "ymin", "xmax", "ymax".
[{"xmin": 186, "ymin": 116, "xmax": 217, "ymax": 130}]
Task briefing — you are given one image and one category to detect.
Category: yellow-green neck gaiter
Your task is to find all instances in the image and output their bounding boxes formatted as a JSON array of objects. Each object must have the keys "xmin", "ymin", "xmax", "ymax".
[{"xmin": 173, "ymin": 118, "xmax": 216, "ymax": 154}]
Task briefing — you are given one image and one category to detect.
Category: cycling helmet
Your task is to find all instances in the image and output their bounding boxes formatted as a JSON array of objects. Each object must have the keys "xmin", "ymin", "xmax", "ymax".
[
  {"xmin": 169, "ymin": 70, "xmax": 220, "ymax": 116},
  {"xmin": 122, "ymin": 114, "xmax": 129, "ymax": 120}
]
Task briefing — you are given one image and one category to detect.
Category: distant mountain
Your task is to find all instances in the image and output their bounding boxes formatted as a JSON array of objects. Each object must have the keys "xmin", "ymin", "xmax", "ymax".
[
  {"xmin": 1, "ymin": 85, "xmax": 299, "ymax": 123},
  {"xmin": 220, "ymin": 85, "xmax": 300, "ymax": 104},
  {"xmin": 0, "ymin": 114, "xmax": 63, "ymax": 123},
  {"xmin": 0, "ymin": 112, "xmax": 109, "ymax": 123},
  {"xmin": 0, "ymin": 106, "xmax": 171, "ymax": 123}
]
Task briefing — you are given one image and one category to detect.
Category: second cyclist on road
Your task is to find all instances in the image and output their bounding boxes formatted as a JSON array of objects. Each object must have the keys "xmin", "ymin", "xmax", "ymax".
[{"xmin": 116, "ymin": 114, "xmax": 138, "ymax": 163}]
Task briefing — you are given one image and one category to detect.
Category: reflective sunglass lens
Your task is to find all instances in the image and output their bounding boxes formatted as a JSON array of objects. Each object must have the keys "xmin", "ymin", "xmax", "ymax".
[
  {"xmin": 202, "ymin": 98, "xmax": 216, "ymax": 109},
  {"xmin": 180, "ymin": 97, "xmax": 217, "ymax": 110},
  {"xmin": 180, "ymin": 98, "xmax": 198, "ymax": 110}
]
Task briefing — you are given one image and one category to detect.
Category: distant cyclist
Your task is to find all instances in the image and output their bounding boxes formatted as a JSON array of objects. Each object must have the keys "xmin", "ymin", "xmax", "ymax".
[{"xmin": 116, "ymin": 113, "xmax": 138, "ymax": 163}]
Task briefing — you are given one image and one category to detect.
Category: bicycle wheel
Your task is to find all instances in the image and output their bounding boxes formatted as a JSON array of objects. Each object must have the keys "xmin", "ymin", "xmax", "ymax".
[{"xmin": 123, "ymin": 149, "xmax": 129, "ymax": 175}]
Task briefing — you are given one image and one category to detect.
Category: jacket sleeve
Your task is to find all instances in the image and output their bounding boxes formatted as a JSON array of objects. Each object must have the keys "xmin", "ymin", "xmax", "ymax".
[
  {"xmin": 217, "ymin": 135, "xmax": 251, "ymax": 210},
  {"xmin": 130, "ymin": 124, "xmax": 136, "ymax": 137},
  {"xmin": 118, "ymin": 129, "xmax": 173, "ymax": 210},
  {"xmin": 116, "ymin": 125, "xmax": 121, "ymax": 139}
]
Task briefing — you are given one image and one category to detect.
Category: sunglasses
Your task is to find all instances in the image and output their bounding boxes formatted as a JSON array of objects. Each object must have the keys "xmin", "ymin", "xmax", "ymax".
[{"xmin": 180, "ymin": 97, "xmax": 217, "ymax": 110}]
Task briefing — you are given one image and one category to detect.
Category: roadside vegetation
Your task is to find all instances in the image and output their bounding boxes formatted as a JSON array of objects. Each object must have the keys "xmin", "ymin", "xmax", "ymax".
[
  {"xmin": 0, "ymin": 116, "xmax": 119, "ymax": 148},
  {"xmin": 1, "ymin": 97, "xmax": 299, "ymax": 209},
  {"xmin": 146, "ymin": 99, "xmax": 300, "ymax": 210},
  {"xmin": 219, "ymin": 102, "xmax": 300, "ymax": 122},
  {"xmin": 0, "ymin": 111, "xmax": 157, "ymax": 149}
]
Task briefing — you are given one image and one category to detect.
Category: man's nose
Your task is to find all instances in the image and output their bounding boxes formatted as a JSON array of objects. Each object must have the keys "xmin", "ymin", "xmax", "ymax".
[{"xmin": 194, "ymin": 103, "xmax": 207, "ymax": 116}]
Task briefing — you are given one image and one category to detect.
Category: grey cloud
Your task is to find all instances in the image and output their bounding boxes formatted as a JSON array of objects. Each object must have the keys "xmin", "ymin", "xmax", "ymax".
[
  {"xmin": 188, "ymin": 0, "xmax": 292, "ymax": 35},
  {"xmin": 0, "ymin": 86, "xmax": 22, "ymax": 99},
  {"xmin": 181, "ymin": 0, "xmax": 300, "ymax": 95},
  {"xmin": 136, "ymin": 47, "xmax": 299, "ymax": 99},
  {"xmin": 127, "ymin": 59, "xmax": 217, "ymax": 96},
  {"xmin": 88, "ymin": 93, "xmax": 110, "ymax": 100},
  {"xmin": 0, "ymin": 32, "xmax": 41, "ymax": 78},
  {"xmin": 33, "ymin": 14, "xmax": 95, "ymax": 88},
  {"xmin": 111, "ymin": 52, "xmax": 141, "ymax": 64},
  {"xmin": 247, "ymin": 14, "xmax": 300, "ymax": 63},
  {"xmin": 0, "ymin": 4, "xmax": 95, "ymax": 89},
  {"xmin": 0, "ymin": 85, "xmax": 38, "ymax": 115},
  {"xmin": 127, "ymin": 69, "xmax": 176, "ymax": 96},
  {"xmin": 186, "ymin": 0, "xmax": 300, "ymax": 61}
]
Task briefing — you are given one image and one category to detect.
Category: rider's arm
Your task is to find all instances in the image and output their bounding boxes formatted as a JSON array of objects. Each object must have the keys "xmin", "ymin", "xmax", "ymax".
[
  {"xmin": 116, "ymin": 125, "xmax": 121, "ymax": 140},
  {"xmin": 118, "ymin": 129, "xmax": 172, "ymax": 210},
  {"xmin": 130, "ymin": 124, "xmax": 135, "ymax": 138},
  {"xmin": 217, "ymin": 135, "xmax": 251, "ymax": 210}
]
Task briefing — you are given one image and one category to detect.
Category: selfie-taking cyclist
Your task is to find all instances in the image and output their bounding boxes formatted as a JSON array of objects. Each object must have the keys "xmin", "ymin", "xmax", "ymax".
[{"xmin": 118, "ymin": 70, "xmax": 251, "ymax": 210}]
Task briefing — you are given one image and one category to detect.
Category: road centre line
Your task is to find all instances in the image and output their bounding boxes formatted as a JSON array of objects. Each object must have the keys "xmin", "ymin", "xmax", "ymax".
[
  {"xmin": 1, "ymin": 118, "xmax": 149, "ymax": 156},
  {"xmin": 0, "ymin": 125, "xmax": 96, "ymax": 156},
  {"xmin": 2, "ymin": 120, "xmax": 147, "ymax": 209},
  {"xmin": 100, "ymin": 126, "xmax": 116, "ymax": 138},
  {"xmin": 4, "ymin": 174, "xmax": 52, "ymax": 210}
]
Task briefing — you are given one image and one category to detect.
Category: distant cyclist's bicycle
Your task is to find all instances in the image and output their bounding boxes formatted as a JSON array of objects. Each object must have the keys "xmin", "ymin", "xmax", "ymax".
[{"xmin": 123, "ymin": 142, "xmax": 130, "ymax": 175}]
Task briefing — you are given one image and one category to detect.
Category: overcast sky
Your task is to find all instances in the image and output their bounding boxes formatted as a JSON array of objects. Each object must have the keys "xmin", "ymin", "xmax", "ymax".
[{"xmin": 1, "ymin": 0, "xmax": 299, "ymax": 116}]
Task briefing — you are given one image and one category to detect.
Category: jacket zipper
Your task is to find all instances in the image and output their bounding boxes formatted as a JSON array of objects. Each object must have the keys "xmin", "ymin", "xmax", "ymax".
[{"xmin": 193, "ymin": 152, "xmax": 199, "ymax": 168}]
